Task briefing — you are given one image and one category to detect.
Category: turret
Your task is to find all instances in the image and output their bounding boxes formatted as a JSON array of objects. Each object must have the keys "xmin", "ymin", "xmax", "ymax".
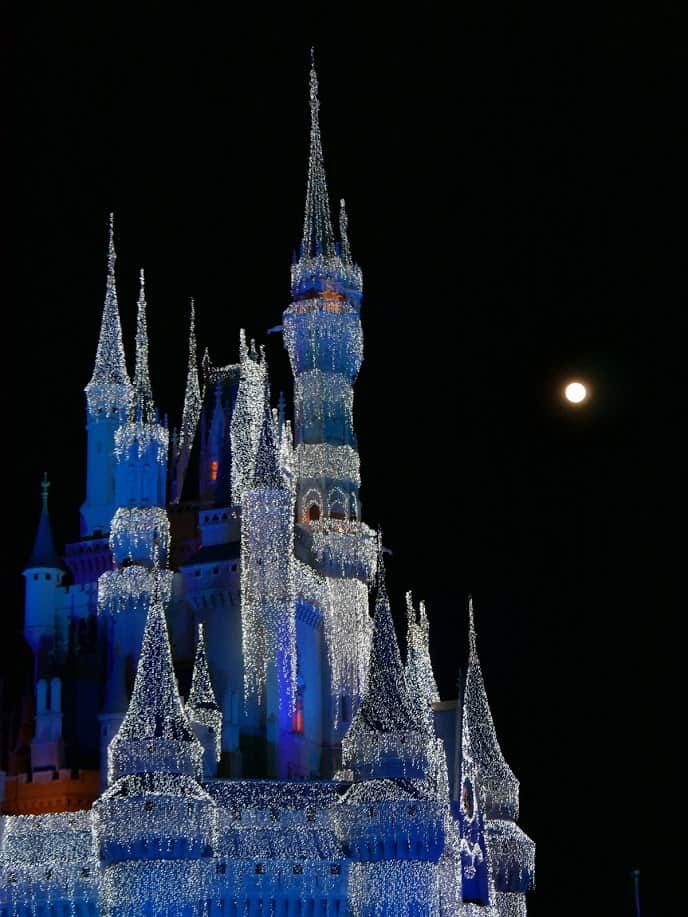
[
  {"xmin": 342, "ymin": 542, "xmax": 430, "ymax": 781},
  {"xmin": 23, "ymin": 474, "xmax": 65, "ymax": 662},
  {"xmin": 93, "ymin": 578, "xmax": 216, "ymax": 914},
  {"xmin": 336, "ymin": 542, "xmax": 447, "ymax": 915},
  {"xmin": 283, "ymin": 53, "xmax": 366, "ymax": 529},
  {"xmin": 461, "ymin": 598, "xmax": 535, "ymax": 914},
  {"xmin": 80, "ymin": 214, "xmax": 132, "ymax": 536},
  {"xmin": 283, "ymin": 53, "xmax": 376, "ymax": 768},
  {"xmin": 185, "ymin": 623, "xmax": 222, "ymax": 777}
]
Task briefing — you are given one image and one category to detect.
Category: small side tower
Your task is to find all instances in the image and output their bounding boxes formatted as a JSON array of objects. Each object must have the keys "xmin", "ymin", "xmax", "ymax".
[
  {"xmin": 97, "ymin": 269, "xmax": 172, "ymax": 781},
  {"xmin": 185, "ymin": 623, "xmax": 223, "ymax": 777},
  {"xmin": 93, "ymin": 579, "xmax": 217, "ymax": 915},
  {"xmin": 23, "ymin": 474, "xmax": 65, "ymax": 665},
  {"xmin": 336, "ymin": 542, "xmax": 447, "ymax": 916},
  {"xmin": 81, "ymin": 214, "xmax": 132, "ymax": 537},
  {"xmin": 461, "ymin": 599, "xmax": 535, "ymax": 916}
]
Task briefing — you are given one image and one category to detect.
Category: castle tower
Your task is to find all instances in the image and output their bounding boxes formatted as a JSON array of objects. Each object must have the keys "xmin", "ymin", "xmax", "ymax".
[
  {"xmin": 240, "ymin": 375, "xmax": 297, "ymax": 776},
  {"xmin": 461, "ymin": 599, "xmax": 535, "ymax": 916},
  {"xmin": 23, "ymin": 474, "xmax": 65, "ymax": 666},
  {"xmin": 81, "ymin": 214, "xmax": 132, "ymax": 537},
  {"xmin": 97, "ymin": 268, "xmax": 172, "ymax": 781},
  {"xmin": 284, "ymin": 55, "xmax": 364, "ymax": 527},
  {"xmin": 283, "ymin": 54, "xmax": 376, "ymax": 769},
  {"xmin": 337, "ymin": 545, "xmax": 448, "ymax": 915},
  {"xmin": 185, "ymin": 622, "xmax": 223, "ymax": 777},
  {"xmin": 93, "ymin": 580, "xmax": 216, "ymax": 915}
]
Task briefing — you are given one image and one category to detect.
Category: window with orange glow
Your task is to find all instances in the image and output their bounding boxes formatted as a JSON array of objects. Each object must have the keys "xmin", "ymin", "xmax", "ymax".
[
  {"xmin": 210, "ymin": 460, "xmax": 219, "ymax": 482},
  {"xmin": 292, "ymin": 691, "xmax": 304, "ymax": 735}
]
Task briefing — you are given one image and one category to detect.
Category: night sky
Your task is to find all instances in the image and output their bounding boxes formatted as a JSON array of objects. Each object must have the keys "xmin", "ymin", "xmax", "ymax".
[{"xmin": 7, "ymin": 5, "xmax": 680, "ymax": 915}]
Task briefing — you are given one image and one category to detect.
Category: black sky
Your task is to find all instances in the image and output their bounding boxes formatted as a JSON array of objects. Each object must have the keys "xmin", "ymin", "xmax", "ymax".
[{"xmin": 7, "ymin": 5, "xmax": 681, "ymax": 915}]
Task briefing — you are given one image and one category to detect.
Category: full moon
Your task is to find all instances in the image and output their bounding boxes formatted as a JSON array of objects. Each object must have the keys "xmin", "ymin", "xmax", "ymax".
[{"xmin": 564, "ymin": 381, "xmax": 587, "ymax": 404}]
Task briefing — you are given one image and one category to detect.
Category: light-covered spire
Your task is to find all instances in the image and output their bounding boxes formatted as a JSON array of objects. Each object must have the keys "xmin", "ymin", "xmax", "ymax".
[
  {"xmin": 132, "ymin": 269, "xmax": 155, "ymax": 424},
  {"xmin": 301, "ymin": 49, "xmax": 335, "ymax": 261},
  {"xmin": 26, "ymin": 473, "xmax": 63, "ymax": 570},
  {"xmin": 339, "ymin": 198, "xmax": 353, "ymax": 265},
  {"xmin": 178, "ymin": 298, "xmax": 202, "ymax": 460},
  {"xmin": 462, "ymin": 596, "xmax": 519, "ymax": 819},
  {"xmin": 108, "ymin": 575, "xmax": 203, "ymax": 784},
  {"xmin": 343, "ymin": 536, "xmax": 428, "ymax": 781},
  {"xmin": 253, "ymin": 380, "xmax": 282, "ymax": 490},
  {"xmin": 185, "ymin": 623, "xmax": 222, "ymax": 764},
  {"xmin": 86, "ymin": 214, "xmax": 130, "ymax": 413},
  {"xmin": 406, "ymin": 592, "xmax": 440, "ymax": 730}
]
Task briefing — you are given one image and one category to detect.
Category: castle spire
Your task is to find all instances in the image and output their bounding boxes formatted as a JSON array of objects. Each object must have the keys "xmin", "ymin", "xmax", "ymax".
[
  {"xmin": 405, "ymin": 592, "xmax": 440, "ymax": 731},
  {"xmin": 253, "ymin": 379, "xmax": 282, "ymax": 490},
  {"xmin": 185, "ymin": 623, "xmax": 222, "ymax": 766},
  {"xmin": 301, "ymin": 49, "xmax": 335, "ymax": 261},
  {"xmin": 339, "ymin": 198, "xmax": 353, "ymax": 265},
  {"xmin": 343, "ymin": 537, "xmax": 427, "ymax": 779},
  {"xmin": 107, "ymin": 574, "xmax": 203, "ymax": 783},
  {"xmin": 87, "ymin": 214, "xmax": 130, "ymax": 401},
  {"xmin": 132, "ymin": 269, "xmax": 155, "ymax": 424},
  {"xmin": 463, "ymin": 596, "xmax": 519, "ymax": 818},
  {"xmin": 178, "ymin": 298, "xmax": 202, "ymax": 459},
  {"xmin": 27, "ymin": 473, "xmax": 62, "ymax": 570}
]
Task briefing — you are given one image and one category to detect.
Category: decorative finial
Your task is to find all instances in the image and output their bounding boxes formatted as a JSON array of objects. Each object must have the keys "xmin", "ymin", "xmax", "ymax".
[
  {"xmin": 133, "ymin": 267, "xmax": 154, "ymax": 424},
  {"xmin": 41, "ymin": 472, "xmax": 50, "ymax": 512},
  {"xmin": 107, "ymin": 212, "xmax": 116, "ymax": 277},
  {"xmin": 339, "ymin": 198, "xmax": 353, "ymax": 265},
  {"xmin": 468, "ymin": 594, "xmax": 477, "ymax": 656}
]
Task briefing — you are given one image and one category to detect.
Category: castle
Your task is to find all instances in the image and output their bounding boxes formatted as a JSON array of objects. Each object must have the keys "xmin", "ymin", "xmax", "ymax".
[{"xmin": 0, "ymin": 58, "xmax": 534, "ymax": 916}]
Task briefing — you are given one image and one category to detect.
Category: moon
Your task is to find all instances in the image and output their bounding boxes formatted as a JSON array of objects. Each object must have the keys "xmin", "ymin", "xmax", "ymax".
[{"xmin": 564, "ymin": 381, "xmax": 588, "ymax": 404}]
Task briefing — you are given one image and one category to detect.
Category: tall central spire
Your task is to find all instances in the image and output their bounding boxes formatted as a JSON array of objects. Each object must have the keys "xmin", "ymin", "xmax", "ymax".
[
  {"xmin": 302, "ymin": 49, "xmax": 336, "ymax": 261},
  {"xmin": 87, "ymin": 213, "xmax": 130, "ymax": 395}
]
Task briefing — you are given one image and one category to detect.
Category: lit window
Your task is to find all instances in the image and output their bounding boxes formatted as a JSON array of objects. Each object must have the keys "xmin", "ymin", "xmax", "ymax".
[
  {"xmin": 210, "ymin": 460, "xmax": 219, "ymax": 482},
  {"xmin": 293, "ymin": 689, "xmax": 304, "ymax": 735}
]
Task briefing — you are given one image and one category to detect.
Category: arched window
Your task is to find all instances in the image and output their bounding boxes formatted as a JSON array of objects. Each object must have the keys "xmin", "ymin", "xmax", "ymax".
[
  {"xmin": 302, "ymin": 489, "xmax": 322, "ymax": 523},
  {"xmin": 328, "ymin": 487, "xmax": 347, "ymax": 520}
]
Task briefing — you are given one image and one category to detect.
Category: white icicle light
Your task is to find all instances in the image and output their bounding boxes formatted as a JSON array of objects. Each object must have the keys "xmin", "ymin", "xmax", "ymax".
[
  {"xmin": 97, "ymin": 565, "xmax": 173, "ymax": 616},
  {"xmin": 110, "ymin": 506, "xmax": 171, "ymax": 566}
]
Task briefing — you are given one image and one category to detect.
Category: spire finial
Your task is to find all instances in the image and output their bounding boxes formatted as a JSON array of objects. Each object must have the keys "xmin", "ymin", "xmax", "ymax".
[
  {"xmin": 87, "ymin": 213, "xmax": 130, "ymax": 402},
  {"xmin": 301, "ymin": 51, "xmax": 335, "ymax": 262},
  {"xmin": 339, "ymin": 198, "xmax": 353, "ymax": 264},
  {"xmin": 133, "ymin": 268, "xmax": 154, "ymax": 423},
  {"xmin": 41, "ymin": 472, "xmax": 50, "ymax": 512},
  {"xmin": 468, "ymin": 594, "xmax": 477, "ymax": 656},
  {"xmin": 107, "ymin": 212, "xmax": 116, "ymax": 277}
]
